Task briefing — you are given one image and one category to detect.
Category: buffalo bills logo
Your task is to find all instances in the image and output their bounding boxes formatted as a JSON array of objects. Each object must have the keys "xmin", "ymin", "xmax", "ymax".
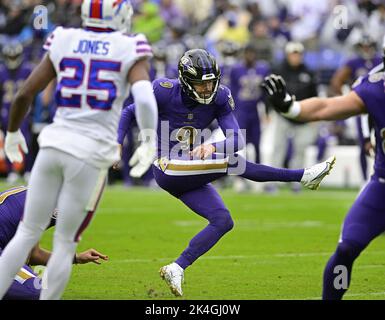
[{"xmin": 113, "ymin": 0, "xmax": 128, "ymax": 13}]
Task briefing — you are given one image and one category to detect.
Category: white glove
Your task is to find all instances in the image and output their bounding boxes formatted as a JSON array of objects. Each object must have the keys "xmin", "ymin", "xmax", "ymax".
[
  {"xmin": 129, "ymin": 142, "xmax": 156, "ymax": 178},
  {"xmin": 4, "ymin": 130, "xmax": 28, "ymax": 163}
]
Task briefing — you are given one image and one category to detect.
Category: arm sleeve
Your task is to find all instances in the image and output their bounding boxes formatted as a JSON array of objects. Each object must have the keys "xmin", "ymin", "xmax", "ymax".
[
  {"xmin": 131, "ymin": 80, "xmax": 158, "ymax": 144},
  {"xmin": 212, "ymin": 111, "xmax": 245, "ymax": 154},
  {"xmin": 117, "ymin": 104, "xmax": 136, "ymax": 144}
]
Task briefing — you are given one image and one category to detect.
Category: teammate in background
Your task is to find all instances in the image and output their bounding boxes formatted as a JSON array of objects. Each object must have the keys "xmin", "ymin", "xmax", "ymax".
[
  {"xmin": 230, "ymin": 42, "xmax": 270, "ymax": 165},
  {"xmin": 0, "ymin": 0, "xmax": 158, "ymax": 300},
  {"xmin": 261, "ymin": 50, "xmax": 385, "ymax": 299},
  {"xmin": 117, "ymin": 49, "xmax": 335, "ymax": 297},
  {"xmin": 330, "ymin": 34, "xmax": 380, "ymax": 181},
  {"xmin": 0, "ymin": 186, "xmax": 108, "ymax": 300},
  {"xmin": 0, "ymin": 41, "xmax": 34, "ymax": 182}
]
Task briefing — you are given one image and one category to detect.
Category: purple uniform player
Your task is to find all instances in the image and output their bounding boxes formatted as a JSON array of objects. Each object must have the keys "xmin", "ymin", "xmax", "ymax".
[
  {"xmin": 0, "ymin": 186, "xmax": 108, "ymax": 300},
  {"xmin": 262, "ymin": 57, "xmax": 385, "ymax": 300},
  {"xmin": 331, "ymin": 35, "xmax": 381, "ymax": 181},
  {"xmin": 0, "ymin": 42, "xmax": 34, "ymax": 175},
  {"xmin": 118, "ymin": 49, "xmax": 335, "ymax": 297},
  {"xmin": 230, "ymin": 43, "xmax": 270, "ymax": 163}
]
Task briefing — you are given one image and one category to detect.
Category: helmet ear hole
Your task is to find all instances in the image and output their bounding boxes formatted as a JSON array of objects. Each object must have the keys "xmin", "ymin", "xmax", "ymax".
[{"xmin": 178, "ymin": 49, "xmax": 221, "ymax": 105}]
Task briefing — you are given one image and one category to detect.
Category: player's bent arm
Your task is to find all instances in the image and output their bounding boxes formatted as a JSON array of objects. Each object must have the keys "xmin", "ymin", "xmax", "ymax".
[
  {"xmin": 127, "ymin": 58, "xmax": 158, "ymax": 139},
  {"xmin": 297, "ymin": 91, "xmax": 366, "ymax": 122},
  {"xmin": 213, "ymin": 112, "xmax": 246, "ymax": 154},
  {"xmin": 8, "ymin": 53, "xmax": 56, "ymax": 132}
]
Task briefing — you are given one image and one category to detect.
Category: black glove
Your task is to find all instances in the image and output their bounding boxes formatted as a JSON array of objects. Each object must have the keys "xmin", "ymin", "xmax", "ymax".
[{"xmin": 261, "ymin": 74, "xmax": 295, "ymax": 113}]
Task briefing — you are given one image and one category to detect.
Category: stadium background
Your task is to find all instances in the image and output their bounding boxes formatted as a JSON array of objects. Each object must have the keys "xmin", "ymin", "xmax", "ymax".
[{"xmin": 1, "ymin": 0, "xmax": 385, "ymax": 299}]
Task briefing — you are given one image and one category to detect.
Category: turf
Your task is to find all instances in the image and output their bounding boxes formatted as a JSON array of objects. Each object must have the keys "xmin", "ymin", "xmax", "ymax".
[{"xmin": 30, "ymin": 184, "xmax": 385, "ymax": 300}]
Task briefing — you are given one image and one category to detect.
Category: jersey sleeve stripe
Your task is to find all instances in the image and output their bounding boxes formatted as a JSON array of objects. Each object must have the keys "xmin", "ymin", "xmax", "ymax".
[
  {"xmin": 136, "ymin": 40, "xmax": 149, "ymax": 46},
  {"xmin": 136, "ymin": 48, "xmax": 152, "ymax": 54}
]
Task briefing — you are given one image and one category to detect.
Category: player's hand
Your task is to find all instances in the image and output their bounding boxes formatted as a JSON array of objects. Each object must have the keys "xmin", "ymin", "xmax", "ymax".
[
  {"xmin": 261, "ymin": 74, "xmax": 295, "ymax": 113},
  {"xmin": 4, "ymin": 130, "xmax": 28, "ymax": 163},
  {"xmin": 112, "ymin": 144, "xmax": 123, "ymax": 170},
  {"xmin": 190, "ymin": 144, "xmax": 216, "ymax": 159},
  {"xmin": 75, "ymin": 248, "xmax": 109, "ymax": 265},
  {"xmin": 129, "ymin": 142, "xmax": 156, "ymax": 178}
]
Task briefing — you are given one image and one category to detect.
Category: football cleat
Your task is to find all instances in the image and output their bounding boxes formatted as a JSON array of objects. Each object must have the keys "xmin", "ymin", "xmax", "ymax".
[
  {"xmin": 159, "ymin": 262, "xmax": 184, "ymax": 297},
  {"xmin": 301, "ymin": 156, "xmax": 336, "ymax": 190}
]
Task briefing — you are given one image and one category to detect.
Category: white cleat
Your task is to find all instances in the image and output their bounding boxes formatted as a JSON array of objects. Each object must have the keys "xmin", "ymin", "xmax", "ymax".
[
  {"xmin": 159, "ymin": 262, "xmax": 184, "ymax": 297},
  {"xmin": 301, "ymin": 156, "xmax": 336, "ymax": 190}
]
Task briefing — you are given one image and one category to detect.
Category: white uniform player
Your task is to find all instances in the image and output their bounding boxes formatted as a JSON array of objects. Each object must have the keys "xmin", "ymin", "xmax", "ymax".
[
  {"xmin": 0, "ymin": 0, "xmax": 158, "ymax": 300},
  {"xmin": 40, "ymin": 26, "xmax": 151, "ymax": 168}
]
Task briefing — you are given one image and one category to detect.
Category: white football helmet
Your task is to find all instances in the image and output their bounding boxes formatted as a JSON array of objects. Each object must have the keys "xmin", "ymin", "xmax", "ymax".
[{"xmin": 81, "ymin": 0, "xmax": 134, "ymax": 33}]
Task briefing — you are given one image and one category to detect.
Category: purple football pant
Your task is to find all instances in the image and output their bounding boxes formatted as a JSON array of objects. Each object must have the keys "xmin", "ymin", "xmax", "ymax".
[
  {"xmin": 153, "ymin": 155, "xmax": 304, "ymax": 269},
  {"xmin": 323, "ymin": 174, "xmax": 385, "ymax": 299},
  {"xmin": 0, "ymin": 248, "xmax": 40, "ymax": 300}
]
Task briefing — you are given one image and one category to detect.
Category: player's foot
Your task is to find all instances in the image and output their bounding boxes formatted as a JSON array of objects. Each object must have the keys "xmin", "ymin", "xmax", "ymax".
[
  {"xmin": 159, "ymin": 262, "xmax": 184, "ymax": 297},
  {"xmin": 301, "ymin": 156, "xmax": 336, "ymax": 190}
]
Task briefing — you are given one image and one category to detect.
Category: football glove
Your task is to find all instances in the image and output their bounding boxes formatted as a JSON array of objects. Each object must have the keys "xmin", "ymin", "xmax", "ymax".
[
  {"xmin": 129, "ymin": 142, "xmax": 156, "ymax": 178},
  {"xmin": 4, "ymin": 130, "xmax": 28, "ymax": 163},
  {"xmin": 261, "ymin": 74, "xmax": 295, "ymax": 113}
]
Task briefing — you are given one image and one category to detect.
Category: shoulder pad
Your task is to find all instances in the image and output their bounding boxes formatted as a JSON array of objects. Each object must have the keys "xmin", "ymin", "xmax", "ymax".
[{"xmin": 215, "ymin": 85, "xmax": 235, "ymax": 110}]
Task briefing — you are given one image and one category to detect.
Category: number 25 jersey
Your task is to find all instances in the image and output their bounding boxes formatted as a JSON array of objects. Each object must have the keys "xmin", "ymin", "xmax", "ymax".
[{"xmin": 40, "ymin": 26, "xmax": 152, "ymax": 168}]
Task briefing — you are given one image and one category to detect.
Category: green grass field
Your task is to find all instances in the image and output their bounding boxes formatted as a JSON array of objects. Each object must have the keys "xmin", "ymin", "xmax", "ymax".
[{"xmin": 29, "ymin": 184, "xmax": 385, "ymax": 300}]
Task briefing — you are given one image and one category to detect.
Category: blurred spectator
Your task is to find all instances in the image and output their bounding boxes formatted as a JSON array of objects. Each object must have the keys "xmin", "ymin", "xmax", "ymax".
[
  {"xmin": 285, "ymin": 0, "xmax": 331, "ymax": 47},
  {"xmin": 49, "ymin": 0, "xmax": 82, "ymax": 28},
  {"xmin": 132, "ymin": 0, "xmax": 165, "ymax": 43},
  {"xmin": 249, "ymin": 19, "xmax": 273, "ymax": 63},
  {"xmin": 205, "ymin": 0, "xmax": 250, "ymax": 46},
  {"xmin": 266, "ymin": 41, "xmax": 319, "ymax": 193},
  {"xmin": 159, "ymin": 0, "xmax": 185, "ymax": 24}
]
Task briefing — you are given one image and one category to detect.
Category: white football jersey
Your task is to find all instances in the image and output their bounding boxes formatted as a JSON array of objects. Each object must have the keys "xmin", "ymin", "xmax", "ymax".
[{"xmin": 39, "ymin": 26, "xmax": 152, "ymax": 168}]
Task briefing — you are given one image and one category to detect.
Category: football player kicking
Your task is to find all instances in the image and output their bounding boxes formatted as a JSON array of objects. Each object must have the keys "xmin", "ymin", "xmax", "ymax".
[
  {"xmin": 261, "ymin": 41, "xmax": 385, "ymax": 299},
  {"xmin": 0, "ymin": 0, "xmax": 158, "ymax": 300},
  {"xmin": 0, "ymin": 186, "xmax": 108, "ymax": 300},
  {"xmin": 117, "ymin": 49, "xmax": 336, "ymax": 297}
]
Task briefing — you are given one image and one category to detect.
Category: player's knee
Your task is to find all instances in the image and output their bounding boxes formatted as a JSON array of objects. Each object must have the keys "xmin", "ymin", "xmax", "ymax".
[
  {"xmin": 335, "ymin": 240, "xmax": 363, "ymax": 261},
  {"xmin": 212, "ymin": 209, "xmax": 234, "ymax": 234}
]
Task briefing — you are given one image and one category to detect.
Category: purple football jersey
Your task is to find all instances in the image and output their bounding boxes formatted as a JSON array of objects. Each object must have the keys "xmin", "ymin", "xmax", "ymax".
[
  {"xmin": 0, "ymin": 62, "xmax": 34, "ymax": 128},
  {"xmin": 0, "ymin": 187, "xmax": 27, "ymax": 249},
  {"xmin": 118, "ymin": 78, "xmax": 243, "ymax": 159},
  {"xmin": 346, "ymin": 55, "xmax": 382, "ymax": 80},
  {"xmin": 230, "ymin": 61, "xmax": 270, "ymax": 112},
  {"xmin": 353, "ymin": 66, "xmax": 385, "ymax": 178}
]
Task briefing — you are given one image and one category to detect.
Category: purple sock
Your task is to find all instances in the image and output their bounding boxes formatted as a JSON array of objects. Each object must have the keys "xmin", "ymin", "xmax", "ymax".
[
  {"xmin": 233, "ymin": 156, "xmax": 304, "ymax": 182},
  {"xmin": 322, "ymin": 241, "xmax": 362, "ymax": 300},
  {"xmin": 175, "ymin": 185, "xmax": 233, "ymax": 270}
]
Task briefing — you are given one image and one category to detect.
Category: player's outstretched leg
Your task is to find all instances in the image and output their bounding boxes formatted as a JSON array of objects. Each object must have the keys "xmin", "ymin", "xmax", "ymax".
[
  {"xmin": 300, "ymin": 156, "xmax": 336, "ymax": 190},
  {"xmin": 232, "ymin": 155, "xmax": 336, "ymax": 190},
  {"xmin": 322, "ymin": 177, "xmax": 385, "ymax": 299},
  {"xmin": 159, "ymin": 184, "xmax": 233, "ymax": 297}
]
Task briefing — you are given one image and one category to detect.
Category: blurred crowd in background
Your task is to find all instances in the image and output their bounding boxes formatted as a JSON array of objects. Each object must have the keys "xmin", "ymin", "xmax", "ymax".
[{"xmin": 0, "ymin": 0, "xmax": 384, "ymax": 191}]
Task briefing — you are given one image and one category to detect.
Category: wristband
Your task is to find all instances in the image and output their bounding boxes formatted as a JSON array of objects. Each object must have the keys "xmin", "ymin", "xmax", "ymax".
[{"xmin": 282, "ymin": 101, "xmax": 301, "ymax": 119}]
